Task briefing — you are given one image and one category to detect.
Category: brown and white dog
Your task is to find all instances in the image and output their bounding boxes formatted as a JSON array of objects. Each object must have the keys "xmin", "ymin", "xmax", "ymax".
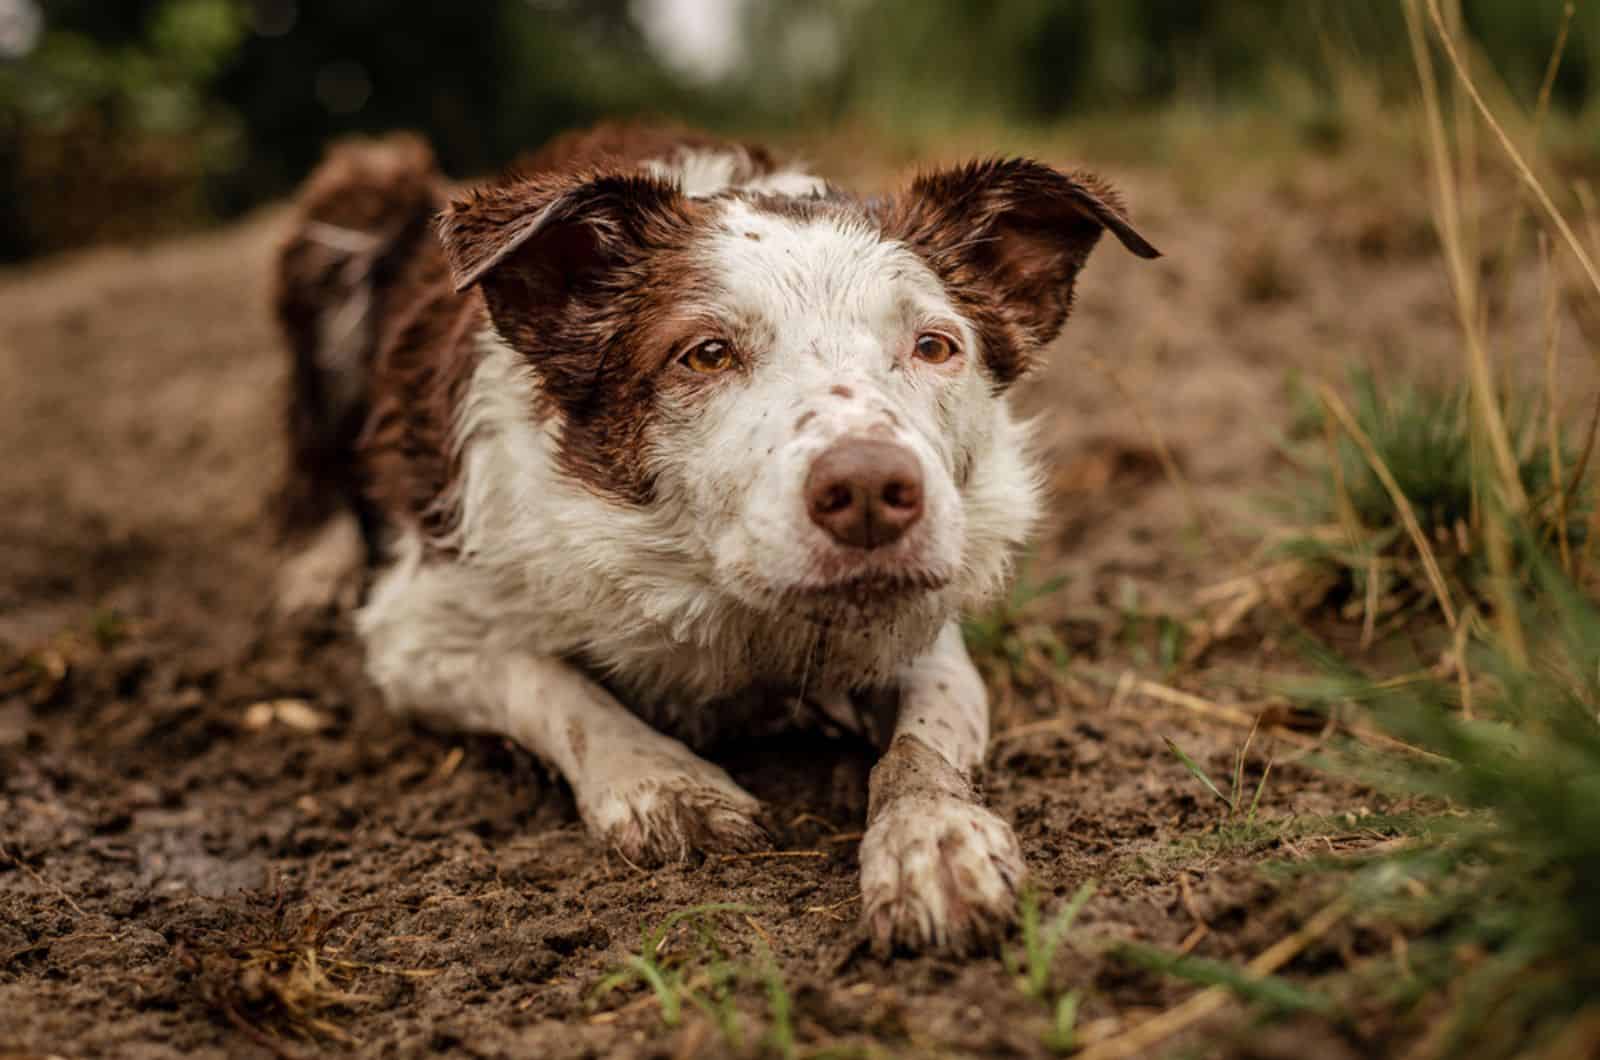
[{"xmin": 273, "ymin": 123, "xmax": 1158, "ymax": 955}]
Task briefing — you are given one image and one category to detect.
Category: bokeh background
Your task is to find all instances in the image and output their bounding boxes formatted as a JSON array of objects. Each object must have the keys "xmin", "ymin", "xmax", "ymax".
[{"xmin": 3, "ymin": 0, "xmax": 1597, "ymax": 261}]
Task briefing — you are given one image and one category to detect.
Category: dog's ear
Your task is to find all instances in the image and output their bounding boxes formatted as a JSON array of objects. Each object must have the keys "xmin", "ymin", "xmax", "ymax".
[
  {"xmin": 437, "ymin": 171, "xmax": 694, "ymax": 329},
  {"xmin": 884, "ymin": 159, "xmax": 1159, "ymax": 384}
]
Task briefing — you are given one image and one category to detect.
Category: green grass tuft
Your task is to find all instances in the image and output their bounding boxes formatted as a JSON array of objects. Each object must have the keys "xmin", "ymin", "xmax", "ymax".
[
  {"xmin": 1163, "ymin": 726, "xmax": 1274, "ymax": 828},
  {"xmin": 1002, "ymin": 882, "xmax": 1095, "ymax": 1053},
  {"xmin": 1274, "ymin": 368, "xmax": 1589, "ymax": 616},
  {"xmin": 591, "ymin": 903, "xmax": 756, "ymax": 1032},
  {"xmin": 1164, "ymin": 736, "xmax": 1235, "ymax": 811},
  {"xmin": 591, "ymin": 903, "xmax": 827, "ymax": 1056}
]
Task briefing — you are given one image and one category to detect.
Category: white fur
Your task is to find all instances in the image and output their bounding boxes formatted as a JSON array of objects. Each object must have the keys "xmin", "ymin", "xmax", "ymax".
[
  {"xmin": 644, "ymin": 146, "xmax": 827, "ymax": 199},
  {"xmin": 693, "ymin": 199, "xmax": 1036, "ymax": 621},
  {"xmin": 275, "ymin": 509, "xmax": 364, "ymax": 616}
]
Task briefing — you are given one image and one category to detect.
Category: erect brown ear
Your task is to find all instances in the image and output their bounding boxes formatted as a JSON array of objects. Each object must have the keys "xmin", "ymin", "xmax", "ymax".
[
  {"xmin": 884, "ymin": 158, "xmax": 1159, "ymax": 385},
  {"xmin": 436, "ymin": 170, "xmax": 696, "ymax": 336}
]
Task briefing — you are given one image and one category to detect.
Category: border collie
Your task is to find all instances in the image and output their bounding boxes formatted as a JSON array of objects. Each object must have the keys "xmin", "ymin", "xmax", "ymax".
[{"xmin": 272, "ymin": 123, "xmax": 1158, "ymax": 954}]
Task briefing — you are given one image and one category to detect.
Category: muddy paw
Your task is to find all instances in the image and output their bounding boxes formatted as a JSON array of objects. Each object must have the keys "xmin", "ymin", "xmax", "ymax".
[
  {"xmin": 859, "ymin": 795, "xmax": 1025, "ymax": 956},
  {"xmin": 580, "ymin": 767, "xmax": 767, "ymax": 866}
]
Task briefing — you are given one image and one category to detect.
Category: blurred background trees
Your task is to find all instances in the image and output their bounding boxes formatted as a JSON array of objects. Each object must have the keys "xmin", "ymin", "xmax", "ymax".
[{"xmin": 1, "ymin": 0, "xmax": 1596, "ymax": 260}]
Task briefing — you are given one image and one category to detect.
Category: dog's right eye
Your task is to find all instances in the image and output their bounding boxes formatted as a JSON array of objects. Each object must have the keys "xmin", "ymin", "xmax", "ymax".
[
  {"xmin": 913, "ymin": 331, "xmax": 959, "ymax": 365},
  {"xmin": 681, "ymin": 340, "xmax": 736, "ymax": 375}
]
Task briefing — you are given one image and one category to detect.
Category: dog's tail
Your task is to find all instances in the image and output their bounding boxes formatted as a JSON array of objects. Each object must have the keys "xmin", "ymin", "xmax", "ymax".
[{"xmin": 274, "ymin": 133, "xmax": 442, "ymax": 549}]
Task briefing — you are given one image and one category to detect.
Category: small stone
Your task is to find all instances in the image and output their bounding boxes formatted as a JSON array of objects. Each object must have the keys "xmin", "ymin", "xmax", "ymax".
[{"xmin": 242, "ymin": 698, "xmax": 329, "ymax": 733}]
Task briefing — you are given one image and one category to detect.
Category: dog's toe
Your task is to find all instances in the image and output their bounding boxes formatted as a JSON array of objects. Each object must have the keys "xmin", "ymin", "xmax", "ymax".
[
  {"xmin": 583, "ymin": 768, "xmax": 767, "ymax": 866},
  {"xmin": 858, "ymin": 795, "xmax": 1024, "ymax": 957}
]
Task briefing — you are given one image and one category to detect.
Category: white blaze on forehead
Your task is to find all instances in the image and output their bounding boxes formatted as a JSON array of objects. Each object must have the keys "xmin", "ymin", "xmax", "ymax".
[
  {"xmin": 676, "ymin": 193, "xmax": 1006, "ymax": 636},
  {"xmin": 643, "ymin": 147, "xmax": 827, "ymax": 199},
  {"xmin": 701, "ymin": 198, "xmax": 963, "ymax": 358}
]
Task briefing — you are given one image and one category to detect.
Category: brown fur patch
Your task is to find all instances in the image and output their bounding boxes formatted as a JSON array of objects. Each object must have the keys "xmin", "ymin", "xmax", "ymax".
[
  {"xmin": 510, "ymin": 120, "xmax": 778, "ymax": 182},
  {"xmin": 273, "ymin": 133, "xmax": 444, "ymax": 544},
  {"xmin": 881, "ymin": 159, "xmax": 1158, "ymax": 387},
  {"xmin": 275, "ymin": 123, "xmax": 780, "ymax": 554},
  {"xmin": 356, "ymin": 277, "xmax": 485, "ymax": 549},
  {"xmin": 437, "ymin": 168, "xmax": 721, "ymax": 505}
]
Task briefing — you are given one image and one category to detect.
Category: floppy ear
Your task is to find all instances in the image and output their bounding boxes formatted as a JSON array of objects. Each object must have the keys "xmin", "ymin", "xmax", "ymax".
[
  {"xmin": 884, "ymin": 158, "xmax": 1159, "ymax": 384},
  {"xmin": 436, "ymin": 171, "xmax": 694, "ymax": 338}
]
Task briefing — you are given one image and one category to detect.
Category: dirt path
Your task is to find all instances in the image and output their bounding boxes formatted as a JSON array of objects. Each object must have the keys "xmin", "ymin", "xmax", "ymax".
[{"xmin": 2, "ymin": 147, "xmax": 1594, "ymax": 1059}]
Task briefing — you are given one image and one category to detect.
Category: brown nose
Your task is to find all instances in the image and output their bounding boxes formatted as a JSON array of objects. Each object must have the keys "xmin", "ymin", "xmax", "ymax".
[{"xmin": 805, "ymin": 439, "xmax": 925, "ymax": 549}]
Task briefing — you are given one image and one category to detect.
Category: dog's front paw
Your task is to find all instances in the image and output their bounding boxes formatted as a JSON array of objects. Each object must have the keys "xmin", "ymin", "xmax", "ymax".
[
  {"xmin": 580, "ymin": 763, "xmax": 767, "ymax": 866},
  {"xmin": 859, "ymin": 795, "xmax": 1025, "ymax": 956}
]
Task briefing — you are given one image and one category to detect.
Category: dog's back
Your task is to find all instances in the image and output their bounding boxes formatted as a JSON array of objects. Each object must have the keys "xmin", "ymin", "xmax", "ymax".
[{"xmin": 274, "ymin": 134, "xmax": 444, "ymax": 553}]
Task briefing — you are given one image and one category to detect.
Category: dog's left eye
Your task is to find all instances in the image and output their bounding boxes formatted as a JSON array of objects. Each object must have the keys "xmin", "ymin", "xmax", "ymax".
[
  {"xmin": 913, "ymin": 332, "xmax": 959, "ymax": 365},
  {"xmin": 681, "ymin": 339, "xmax": 736, "ymax": 375}
]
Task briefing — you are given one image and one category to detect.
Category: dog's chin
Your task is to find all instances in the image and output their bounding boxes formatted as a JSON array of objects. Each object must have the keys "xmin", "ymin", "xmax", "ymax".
[{"xmin": 746, "ymin": 569, "xmax": 955, "ymax": 626}]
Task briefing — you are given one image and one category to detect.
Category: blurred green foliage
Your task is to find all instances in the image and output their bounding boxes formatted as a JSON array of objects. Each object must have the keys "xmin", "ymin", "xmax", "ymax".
[
  {"xmin": 2, "ymin": 0, "xmax": 1599, "ymax": 258},
  {"xmin": 0, "ymin": 0, "xmax": 693, "ymax": 258},
  {"xmin": 781, "ymin": 0, "xmax": 1600, "ymax": 126}
]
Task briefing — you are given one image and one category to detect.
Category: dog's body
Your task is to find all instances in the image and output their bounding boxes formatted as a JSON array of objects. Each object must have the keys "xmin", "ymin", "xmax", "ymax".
[{"xmin": 274, "ymin": 124, "xmax": 1157, "ymax": 953}]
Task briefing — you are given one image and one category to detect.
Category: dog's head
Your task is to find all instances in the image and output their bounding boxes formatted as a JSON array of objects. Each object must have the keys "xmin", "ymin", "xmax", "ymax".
[{"xmin": 438, "ymin": 159, "xmax": 1158, "ymax": 637}]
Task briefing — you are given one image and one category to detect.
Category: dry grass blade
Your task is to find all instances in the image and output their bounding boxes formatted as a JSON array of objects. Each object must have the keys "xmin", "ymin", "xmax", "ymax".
[
  {"xmin": 1451, "ymin": 605, "xmax": 1479, "ymax": 720},
  {"xmin": 1083, "ymin": 669, "xmax": 1447, "ymax": 763},
  {"xmin": 1419, "ymin": 0, "xmax": 1600, "ymax": 348},
  {"xmin": 1542, "ymin": 238, "xmax": 1573, "ymax": 576},
  {"xmin": 1405, "ymin": 0, "xmax": 1529, "ymax": 521},
  {"xmin": 1316, "ymin": 382, "xmax": 1459, "ymax": 629},
  {"xmin": 1557, "ymin": 395, "xmax": 1600, "ymax": 581},
  {"xmin": 1483, "ymin": 3, "xmax": 1572, "ymax": 377},
  {"xmin": 1358, "ymin": 553, "xmax": 1381, "ymax": 652},
  {"xmin": 1077, "ymin": 897, "xmax": 1352, "ymax": 1060},
  {"xmin": 182, "ymin": 901, "xmax": 434, "ymax": 1052},
  {"xmin": 1132, "ymin": 679, "xmax": 1283, "ymax": 734},
  {"xmin": 1533, "ymin": 4, "xmax": 1575, "ymax": 132}
]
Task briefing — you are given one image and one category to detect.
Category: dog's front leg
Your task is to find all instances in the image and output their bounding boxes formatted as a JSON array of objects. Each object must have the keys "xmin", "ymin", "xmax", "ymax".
[
  {"xmin": 380, "ymin": 646, "xmax": 766, "ymax": 865},
  {"xmin": 858, "ymin": 623, "xmax": 1025, "ymax": 955},
  {"xmin": 505, "ymin": 657, "xmax": 769, "ymax": 864}
]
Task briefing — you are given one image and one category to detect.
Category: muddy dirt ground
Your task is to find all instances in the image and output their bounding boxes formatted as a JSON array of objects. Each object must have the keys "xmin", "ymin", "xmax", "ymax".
[{"xmin": 3, "ymin": 136, "xmax": 1595, "ymax": 1059}]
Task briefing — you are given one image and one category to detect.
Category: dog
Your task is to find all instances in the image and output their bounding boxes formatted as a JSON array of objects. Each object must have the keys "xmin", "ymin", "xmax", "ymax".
[{"xmin": 272, "ymin": 123, "xmax": 1158, "ymax": 955}]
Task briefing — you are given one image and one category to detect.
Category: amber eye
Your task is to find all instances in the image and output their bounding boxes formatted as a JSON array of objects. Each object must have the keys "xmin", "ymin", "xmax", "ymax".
[
  {"xmin": 681, "ymin": 339, "xmax": 736, "ymax": 375},
  {"xmin": 913, "ymin": 332, "xmax": 959, "ymax": 365}
]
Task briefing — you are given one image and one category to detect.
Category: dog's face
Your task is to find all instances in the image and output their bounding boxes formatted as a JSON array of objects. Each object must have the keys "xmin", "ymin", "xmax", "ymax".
[{"xmin": 439, "ymin": 160, "xmax": 1157, "ymax": 632}]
